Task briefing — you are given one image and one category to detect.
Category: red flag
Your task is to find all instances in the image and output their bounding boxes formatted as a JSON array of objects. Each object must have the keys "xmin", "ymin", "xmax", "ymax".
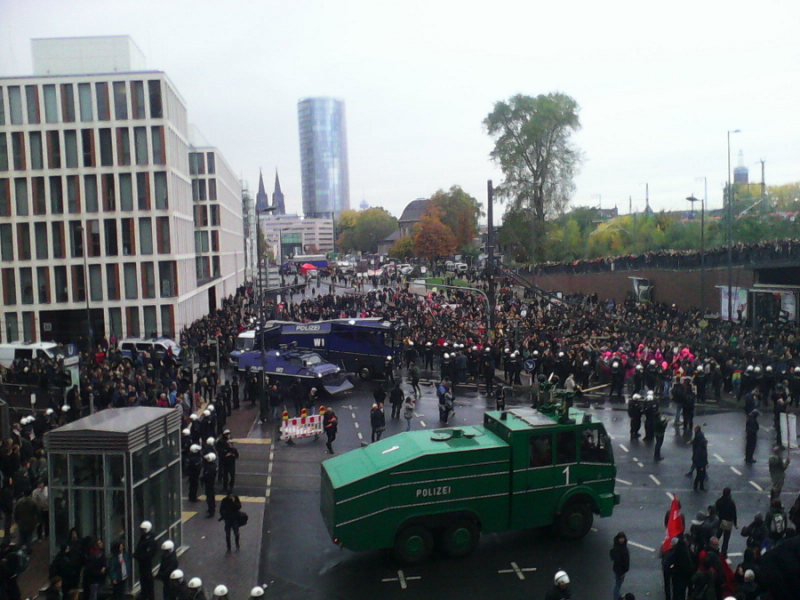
[{"xmin": 663, "ymin": 496, "xmax": 684, "ymax": 553}]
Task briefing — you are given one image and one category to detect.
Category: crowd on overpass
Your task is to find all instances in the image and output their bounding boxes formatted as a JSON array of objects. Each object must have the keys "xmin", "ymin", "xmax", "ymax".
[{"xmin": 527, "ymin": 238, "xmax": 800, "ymax": 276}]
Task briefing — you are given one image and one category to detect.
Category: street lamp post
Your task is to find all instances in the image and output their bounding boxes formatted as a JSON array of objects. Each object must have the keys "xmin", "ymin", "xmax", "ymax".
[
  {"xmin": 687, "ymin": 195, "xmax": 705, "ymax": 313},
  {"xmin": 727, "ymin": 129, "xmax": 741, "ymax": 321}
]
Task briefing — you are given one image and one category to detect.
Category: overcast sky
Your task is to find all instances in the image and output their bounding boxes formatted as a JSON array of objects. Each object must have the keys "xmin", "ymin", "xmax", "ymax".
[{"xmin": 2, "ymin": 0, "xmax": 798, "ymax": 221}]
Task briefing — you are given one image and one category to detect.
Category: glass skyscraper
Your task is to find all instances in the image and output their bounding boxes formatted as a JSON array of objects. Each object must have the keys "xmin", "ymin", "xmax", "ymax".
[{"xmin": 297, "ymin": 98, "xmax": 350, "ymax": 219}]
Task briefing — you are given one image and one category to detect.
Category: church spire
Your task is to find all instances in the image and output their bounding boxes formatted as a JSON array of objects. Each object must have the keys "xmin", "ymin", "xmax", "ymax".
[
  {"xmin": 255, "ymin": 169, "xmax": 270, "ymax": 212},
  {"xmin": 272, "ymin": 170, "xmax": 286, "ymax": 215}
]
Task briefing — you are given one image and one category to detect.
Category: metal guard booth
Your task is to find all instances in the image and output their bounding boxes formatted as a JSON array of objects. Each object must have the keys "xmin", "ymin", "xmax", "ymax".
[{"xmin": 45, "ymin": 408, "xmax": 183, "ymax": 591}]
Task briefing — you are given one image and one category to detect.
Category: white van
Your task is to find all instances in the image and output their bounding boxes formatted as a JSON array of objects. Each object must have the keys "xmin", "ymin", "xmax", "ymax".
[
  {"xmin": 454, "ymin": 262, "xmax": 469, "ymax": 273},
  {"xmin": 118, "ymin": 337, "xmax": 181, "ymax": 361},
  {"xmin": 0, "ymin": 342, "xmax": 66, "ymax": 368}
]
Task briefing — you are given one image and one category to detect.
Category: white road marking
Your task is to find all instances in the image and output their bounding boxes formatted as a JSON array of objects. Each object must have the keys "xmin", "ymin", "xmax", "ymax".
[
  {"xmin": 267, "ymin": 475, "xmax": 271, "ymax": 486},
  {"xmin": 730, "ymin": 466, "xmax": 742, "ymax": 475},
  {"xmin": 381, "ymin": 570, "xmax": 421, "ymax": 590},
  {"xmin": 619, "ymin": 444, "xmax": 629, "ymax": 453},
  {"xmin": 615, "ymin": 478, "xmax": 633, "ymax": 485},
  {"xmin": 714, "ymin": 453, "xmax": 725, "ymax": 463},
  {"xmin": 420, "ymin": 421, "xmax": 426, "ymax": 428},
  {"xmin": 628, "ymin": 541, "xmax": 656, "ymax": 552},
  {"xmin": 357, "ymin": 432, "xmax": 363, "ymax": 440},
  {"xmin": 727, "ymin": 552, "xmax": 743, "ymax": 557},
  {"xmin": 608, "ymin": 433, "xmax": 616, "ymax": 440},
  {"xmin": 649, "ymin": 474, "xmax": 661, "ymax": 486},
  {"xmin": 351, "ymin": 412, "xmax": 356, "ymax": 419},
  {"xmin": 591, "ymin": 527, "xmax": 598, "ymax": 532},
  {"xmin": 353, "ymin": 422, "xmax": 359, "ymax": 429},
  {"xmin": 497, "ymin": 562, "xmax": 537, "ymax": 580},
  {"xmin": 749, "ymin": 481, "xmax": 763, "ymax": 491},
  {"xmin": 666, "ymin": 492, "xmax": 675, "ymax": 501}
]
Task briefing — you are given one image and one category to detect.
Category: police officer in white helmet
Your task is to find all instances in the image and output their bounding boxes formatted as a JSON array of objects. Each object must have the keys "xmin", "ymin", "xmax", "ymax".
[
  {"xmin": 187, "ymin": 577, "xmax": 206, "ymax": 600},
  {"xmin": 545, "ymin": 570, "xmax": 571, "ymax": 600},
  {"xmin": 158, "ymin": 540, "xmax": 179, "ymax": 600},
  {"xmin": 249, "ymin": 585, "xmax": 266, "ymax": 600},
  {"xmin": 213, "ymin": 584, "xmax": 229, "ymax": 600},
  {"xmin": 134, "ymin": 521, "xmax": 158, "ymax": 600}
]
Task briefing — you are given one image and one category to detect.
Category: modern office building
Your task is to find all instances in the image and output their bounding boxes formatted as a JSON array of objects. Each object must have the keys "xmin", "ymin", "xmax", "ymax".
[
  {"xmin": 241, "ymin": 183, "xmax": 257, "ymax": 282},
  {"xmin": 297, "ymin": 97, "xmax": 350, "ymax": 219},
  {"xmin": 0, "ymin": 36, "xmax": 244, "ymax": 346},
  {"xmin": 259, "ymin": 214, "xmax": 334, "ymax": 262}
]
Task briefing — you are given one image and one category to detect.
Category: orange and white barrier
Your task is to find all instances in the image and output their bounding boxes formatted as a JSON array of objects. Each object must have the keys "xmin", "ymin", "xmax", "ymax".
[{"xmin": 280, "ymin": 414, "xmax": 324, "ymax": 441}]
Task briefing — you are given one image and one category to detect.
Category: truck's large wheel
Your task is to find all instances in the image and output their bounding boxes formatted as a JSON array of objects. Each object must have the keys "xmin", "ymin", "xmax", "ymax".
[
  {"xmin": 557, "ymin": 502, "xmax": 593, "ymax": 539},
  {"xmin": 442, "ymin": 519, "xmax": 480, "ymax": 558},
  {"xmin": 393, "ymin": 525, "xmax": 434, "ymax": 564},
  {"xmin": 358, "ymin": 366, "xmax": 372, "ymax": 380}
]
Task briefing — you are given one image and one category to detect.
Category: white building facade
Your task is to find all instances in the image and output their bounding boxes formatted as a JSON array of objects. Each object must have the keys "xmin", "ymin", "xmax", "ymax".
[
  {"xmin": 0, "ymin": 36, "xmax": 244, "ymax": 346},
  {"xmin": 259, "ymin": 214, "xmax": 334, "ymax": 262}
]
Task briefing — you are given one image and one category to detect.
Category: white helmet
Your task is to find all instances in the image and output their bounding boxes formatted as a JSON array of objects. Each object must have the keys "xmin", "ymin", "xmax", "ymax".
[
  {"xmin": 558, "ymin": 352, "xmax": 565, "ymax": 358},
  {"xmin": 632, "ymin": 394, "xmax": 642, "ymax": 401},
  {"xmin": 472, "ymin": 346, "xmax": 478, "ymax": 351},
  {"xmin": 443, "ymin": 353, "xmax": 450, "ymax": 360},
  {"xmin": 203, "ymin": 410, "xmax": 211, "ymax": 417},
  {"xmin": 794, "ymin": 367, "xmax": 800, "ymax": 374},
  {"xmin": 650, "ymin": 359, "xmax": 656, "ymax": 366},
  {"xmin": 214, "ymin": 585, "xmax": 228, "ymax": 597},
  {"xmin": 746, "ymin": 365, "xmax": 754, "ymax": 372},
  {"xmin": 190, "ymin": 444, "xmax": 201, "ymax": 454},
  {"xmin": 45, "ymin": 408, "xmax": 54, "ymax": 416},
  {"xmin": 250, "ymin": 587, "xmax": 265, "ymax": 598},
  {"xmin": 205, "ymin": 453, "xmax": 217, "ymax": 462},
  {"xmin": 182, "ymin": 428, "xmax": 191, "ymax": 437},
  {"xmin": 646, "ymin": 391, "xmax": 655, "ymax": 400},
  {"xmin": 696, "ymin": 365, "xmax": 703, "ymax": 372},
  {"xmin": 636, "ymin": 364, "xmax": 643, "ymax": 371},
  {"xmin": 206, "ymin": 437, "xmax": 216, "ymax": 446},
  {"xmin": 766, "ymin": 366, "xmax": 773, "ymax": 372},
  {"xmin": 207, "ymin": 404, "xmax": 215, "ymax": 412},
  {"xmin": 754, "ymin": 366, "xmax": 762, "ymax": 373},
  {"xmin": 612, "ymin": 361, "xmax": 619, "ymax": 368},
  {"xmin": 426, "ymin": 342, "xmax": 432, "ymax": 346},
  {"xmin": 62, "ymin": 405, "xmax": 70, "ymax": 413},
  {"xmin": 170, "ymin": 569, "xmax": 184, "ymax": 581},
  {"xmin": 554, "ymin": 570, "xmax": 570, "ymax": 586},
  {"xmin": 140, "ymin": 520, "xmax": 153, "ymax": 533},
  {"xmin": 583, "ymin": 361, "xmax": 589, "ymax": 367},
  {"xmin": 161, "ymin": 540, "xmax": 174, "ymax": 551},
  {"xmin": 190, "ymin": 414, "xmax": 199, "ymax": 421},
  {"xmin": 188, "ymin": 578, "xmax": 202, "ymax": 589}
]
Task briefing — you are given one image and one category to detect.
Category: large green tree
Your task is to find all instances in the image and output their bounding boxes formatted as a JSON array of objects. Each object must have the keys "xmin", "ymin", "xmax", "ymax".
[
  {"xmin": 428, "ymin": 186, "xmax": 483, "ymax": 251},
  {"xmin": 485, "ymin": 93, "xmax": 582, "ymax": 258},
  {"xmin": 337, "ymin": 207, "xmax": 398, "ymax": 254}
]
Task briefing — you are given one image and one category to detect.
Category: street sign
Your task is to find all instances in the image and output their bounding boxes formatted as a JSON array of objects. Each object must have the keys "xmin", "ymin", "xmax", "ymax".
[
  {"xmin": 65, "ymin": 343, "xmax": 78, "ymax": 357},
  {"xmin": 524, "ymin": 359, "xmax": 536, "ymax": 373}
]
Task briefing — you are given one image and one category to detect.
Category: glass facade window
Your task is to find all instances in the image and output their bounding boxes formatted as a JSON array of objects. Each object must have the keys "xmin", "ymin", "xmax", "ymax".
[
  {"xmin": 34, "ymin": 223, "xmax": 48, "ymax": 260},
  {"xmin": 43, "ymin": 85, "xmax": 58, "ymax": 123},
  {"xmin": 8, "ymin": 86, "xmax": 22, "ymax": 125},
  {"xmin": 143, "ymin": 306, "xmax": 157, "ymax": 338},
  {"xmin": 52, "ymin": 222, "xmax": 65, "ymax": 259},
  {"xmin": 47, "ymin": 131, "xmax": 61, "ymax": 169},
  {"xmin": 95, "ymin": 83, "xmax": 110, "ymax": 121},
  {"xmin": 148, "ymin": 80, "xmax": 163, "ymax": 118},
  {"xmin": 134, "ymin": 127, "xmax": 148, "ymax": 165},
  {"xmin": 2, "ymin": 269, "xmax": 16, "ymax": 305},
  {"xmin": 49, "ymin": 176, "xmax": 63, "ymax": 214},
  {"xmin": 37, "ymin": 266, "xmax": 50, "ymax": 303},
  {"xmin": 78, "ymin": 83, "xmax": 93, "ymax": 122},
  {"xmin": 141, "ymin": 262, "xmax": 155, "ymax": 299},
  {"xmin": 17, "ymin": 223, "xmax": 31, "ymax": 260},
  {"xmin": 0, "ymin": 133, "xmax": 7, "ymax": 171},
  {"xmin": 158, "ymin": 261, "xmax": 177, "ymax": 297},
  {"xmin": 106, "ymin": 264, "xmax": 120, "ymax": 300},
  {"xmin": 99, "ymin": 128, "xmax": 113, "ymax": 166},
  {"xmin": 109, "ymin": 307, "xmax": 122, "ymax": 336},
  {"xmin": 208, "ymin": 179, "xmax": 217, "ymax": 200},
  {"xmin": 11, "ymin": 132, "xmax": 26, "ymax": 170},
  {"xmin": 0, "ymin": 86, "xmax": 4, "ymax": 125},
  {"xmin": 0, "ymin": 224, "xmax": 13, "ymax": 261},
  {"xmin": 136, "ymin": 173, "xmax": 150, "ymax": 210},
  {"xmin": 25, "ymin": 86, "xmax": 40, "ymax": 124},
  {"xmin": 67, "ymin": 175, "xmax": 80, "ymax": 213},
  {"xmin": 104, "ymin": 220, "xmax": 118, "ymax": 256},
  {"xmin": 126, "ymin": 306, "xmax": 140, "ymax": 336},
  {"xmin": 4, "ymin": 312, "xmax": 18, "ymax": 341},
  {"xmin": 84, "ymin": 175, "xmax": 98, "ymax": 212},
  {"xmin": 156, "ymin": 217, "xmax": 170, "ymax": 254},
  {"xmin": 117, "ymin": 128, "xmax": 131, "ymax": 166},
  {"xmin": 206, "ymin": 152, "xmax": 216, "ymax": 174},
  {"xmin": 160, "ymin": 305, "xmax": 174, "ymax": 337},
  {"xmin": 89, "ymin": 264, "xmax": 102, "ymax": 302},
  {"xmin": 20, "ymin": 267, "xmax": 33, "ymax": 304},
  {"xmin": 102, "ymin": 174, "xmax": 115, "ymax": 211},
  {"xmin": 54, "ymin": 266, "xmax": 67, "ymax": 302},
  {"xmin": 210, "ymin": 205, "xmax": 220, "ymax": 226},
  {"xmin": 0, "ymin": 179, "xmax": 8, "ymax": 216},
  {"xmin": 121, "ymin": 218, "xmax": 135, "ymax": 256},
  {"xmin": 29, "ymin": 132, "xmax": 43, "ymax": 170},
  {"xmin": 86, "ymin": 220, "xmax": 101, "ymax": 257},
  {"xmin": 69, "ymin": 221, "xmax": 83, "ymax": 258},
  {"xmin": 81, "ymin": 129, "xmax": 95, "ymax": 167},
  {"xmin": 64, "ymin": 130, "xmax": 78, "ymax": 168},
  {"xmin": 61, "ymin": 84, "xmax": 76, "ymax": 122},
  {"xmin": 72, "ymin": 264, "xmax": 86, "ymax": 302},
  {"xmin": 22, "ymin": 312, "xmax": 35, "ymax": 342},
  {"xmin": 131, "ymin": 81, "xmax": 145, "ymax": 119},
  {"xmin": 113, "ymin": 82, "xmax": 128, "ymax": 120},
  {"xmin": 139, "ymin": 218, "xmax": 153, "ymax": 255},
  {"xmin": 14, "ymin": 178, "xmax": 28, "ymax": 216},
  {"xmin": 154, "ymin": 172, "xmax": 168, "ymax": 209},
  {"xmin": 31, "ymin": 177, "xmax": 46, "ymax": 215},
  {"xmin": 119, "ymin": 174, "xmax": 133, "ymax": 211},
  {"xmin": 151, "ymin": 126, "xmax": 165, "ymax": 165}
]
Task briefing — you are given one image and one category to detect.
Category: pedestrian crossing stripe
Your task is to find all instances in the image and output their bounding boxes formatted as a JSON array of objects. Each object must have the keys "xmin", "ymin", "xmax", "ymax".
[{"xmin": 233, "ymin": 438, "xmax": 273, "ymax": 444}]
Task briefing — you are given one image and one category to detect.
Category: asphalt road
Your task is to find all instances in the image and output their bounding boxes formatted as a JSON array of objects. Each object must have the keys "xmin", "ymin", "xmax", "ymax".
[{"xmin": 253, "ymin": 368, "xmax": 800, "ymax": 600}]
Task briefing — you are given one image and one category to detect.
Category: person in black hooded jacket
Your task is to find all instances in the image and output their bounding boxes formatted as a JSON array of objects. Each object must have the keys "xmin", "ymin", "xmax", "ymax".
[{"xmin": 609, "ymin": 531, "xmax": 630, "ymax": 600}]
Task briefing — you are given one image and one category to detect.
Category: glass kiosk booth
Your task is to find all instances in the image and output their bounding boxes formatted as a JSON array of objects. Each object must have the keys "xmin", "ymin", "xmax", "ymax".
[{"xmin": 46, "ymin": 408, "xmax": 183, "ymax": 591}]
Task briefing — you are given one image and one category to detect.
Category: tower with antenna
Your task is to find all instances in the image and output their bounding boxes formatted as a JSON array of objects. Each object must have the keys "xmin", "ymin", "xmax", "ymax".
[{"xmin": 733, "ymin": 150, "xmax": 749, "ymax": 184}]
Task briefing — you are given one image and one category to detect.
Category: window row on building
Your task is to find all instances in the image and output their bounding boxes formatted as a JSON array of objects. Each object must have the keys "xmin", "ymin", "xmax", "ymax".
[
  {"xmin": 0, "ymin": 216, "xmax": 172, "ymax": 262},
  {"xmin": 3, "ymin": 302, "xmax": 176, "ymax": 343},
  {"xmin": 0, "ymin": 171, "xmax": 168, "ymax": 218},
  {"xmin": 188, "ymin": 151, "xmax": 216, "ymax": 176},
  {"xmin": 193, "ymin": 204, "xmax": 221, "ymax": 228},
  {"xmin": 0, "ymin": 80, "xmax": 164, "ymax": 127},
  {"xmin": 195, "ymin": 255, "xmax": 221, "ymax": 283},
  {"xmin": 0, "ymin": 260, "xmax": 178, "ymax": 307},
  {"xmin": 0, "ymin": 126, "xmax": 167, "ymax": 173}
]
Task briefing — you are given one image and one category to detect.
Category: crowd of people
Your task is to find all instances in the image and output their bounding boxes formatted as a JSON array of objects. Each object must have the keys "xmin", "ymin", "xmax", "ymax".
[{"xmin": 1, "ymin": 263, "xmax": 799, "ymax": 597}]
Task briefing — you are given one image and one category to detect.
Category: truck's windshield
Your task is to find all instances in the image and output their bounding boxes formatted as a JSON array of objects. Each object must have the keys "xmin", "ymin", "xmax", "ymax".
[{"xmin": 235, "ymin": 337, "xmax": 254, "ymax": 351}]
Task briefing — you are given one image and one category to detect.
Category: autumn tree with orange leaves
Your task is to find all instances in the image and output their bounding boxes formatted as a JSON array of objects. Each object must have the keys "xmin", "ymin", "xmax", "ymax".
[{"xmin": 413, "ymin": 207, "xmax": 457, "ymax": 260}]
